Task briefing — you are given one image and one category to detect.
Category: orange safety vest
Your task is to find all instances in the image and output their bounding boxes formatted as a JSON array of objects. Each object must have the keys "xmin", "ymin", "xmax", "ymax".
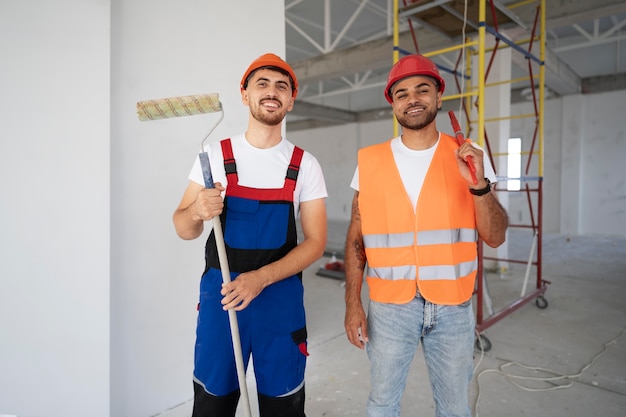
[{"xmin": 358, "ymin": 134, "xmax": 478, "ymax": 305}]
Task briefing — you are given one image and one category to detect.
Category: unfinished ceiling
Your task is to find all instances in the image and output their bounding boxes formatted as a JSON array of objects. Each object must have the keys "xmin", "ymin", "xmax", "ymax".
[{"xmin": 284, "ymin": 0, "xmax": 626, "ymax": 129}]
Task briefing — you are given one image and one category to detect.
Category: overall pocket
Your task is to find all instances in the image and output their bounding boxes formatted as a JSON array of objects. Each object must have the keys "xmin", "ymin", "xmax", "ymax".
[{"xmin": 224, "ymin": 196, "xmax": 290, "ymax": 250}]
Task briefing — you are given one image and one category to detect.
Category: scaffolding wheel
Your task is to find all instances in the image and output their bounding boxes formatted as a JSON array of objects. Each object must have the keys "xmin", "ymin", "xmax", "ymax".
[
  {"xmin": 475, "ymin": 334, "xmax": 492, "ymax": 352},
  {"xmin": 535, "ymin": 295, "xmax": 548, "ymax": 309}
]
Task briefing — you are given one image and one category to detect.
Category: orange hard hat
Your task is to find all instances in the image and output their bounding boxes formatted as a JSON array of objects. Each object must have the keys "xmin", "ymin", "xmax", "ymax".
[
  {"xmin": 384, "ymin": 54, "xmax": 445, "ymax": 103},
  {"xmin": 240, "ymin": 53, "xmax": 298, "ymax": 99}
]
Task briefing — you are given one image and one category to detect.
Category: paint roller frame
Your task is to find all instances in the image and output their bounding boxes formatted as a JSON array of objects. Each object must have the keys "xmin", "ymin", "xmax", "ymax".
[{"xmin": 137, "ymin": 93, "xmax": 252, "ymax": 417}]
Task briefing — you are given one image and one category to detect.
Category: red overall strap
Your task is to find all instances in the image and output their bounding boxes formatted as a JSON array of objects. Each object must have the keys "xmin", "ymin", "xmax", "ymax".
[
  {"xmin": 220, "ymin": 138, "xmax": 304, "ymax": 201},
  {"xmin": 220, "ymin": 138, "xmax": 238, "ymax": 184},
  {"xmin": 285, "ymin": 146, "xmax": 304, "ymax": 192}
]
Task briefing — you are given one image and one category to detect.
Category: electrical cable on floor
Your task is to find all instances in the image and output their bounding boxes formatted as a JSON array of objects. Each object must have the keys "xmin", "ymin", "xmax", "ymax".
[{"xmin": 472, "ymin": 327, "xmax": 626, "ymax": 417}]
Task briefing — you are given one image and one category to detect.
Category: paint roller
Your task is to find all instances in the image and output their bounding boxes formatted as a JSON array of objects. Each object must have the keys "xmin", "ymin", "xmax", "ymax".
[
  {"xmin": 137, "ymin": 93, "xmax": 253, "ymax": 417},
  {"xmin": 136, "ymin": 93, "xmax": 222, "ymax": 121}
]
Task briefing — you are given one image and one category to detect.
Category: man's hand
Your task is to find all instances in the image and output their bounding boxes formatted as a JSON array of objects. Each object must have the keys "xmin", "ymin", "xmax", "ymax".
[
  {"xmin": 193, "ymin": 182, "xmax": 225, "ymax": 221},
  {"xmin": 345, "ymin": 302, "xmax": 368, "ymax": 349},
  {"xmin": 174, "ymin": 181, "xmax": 225, "ymax": 240},
  {"xmin": 220, "ymin": 270, "xmax": 266, "ymax": 311},
  {"xmin": 456, "ymin": 141, "xmax": 485, "ymax": 186}
]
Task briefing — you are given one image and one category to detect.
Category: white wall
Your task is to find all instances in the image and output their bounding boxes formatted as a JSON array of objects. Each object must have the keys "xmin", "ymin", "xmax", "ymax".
[
  {"xmin": 0, "ymin": 0, "xmax": 286, "ymax": 416},
  {"xmin": 0, "ymin": 1, "xmax": 111, "ymax": 416},
  {"xmin": 509, "ymin": 90, "xmax": 626, "ymax": 237},
  {"xmin": 509, "ymin": 98, "xmax": 564, "ymax": 233},
  {"xmin": 110, "ymin": 1, "xmax": 286, "ymax": 416},
  {"xmin": 290, "ymin": 89, "xmax": 626, "ymax": 238},
  {"xmin": 575, "ymin": 91, "xmax": 626, "ymax": 235}
]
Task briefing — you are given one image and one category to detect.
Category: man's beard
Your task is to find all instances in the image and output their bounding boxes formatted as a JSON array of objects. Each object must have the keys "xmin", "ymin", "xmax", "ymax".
[
  {"xmin": 396, "ymin": 105, "xmax": 439, "ymax": 131},
  {"xmin": 250, "ymin": 101, "xmax": 286, "ymax": 126}
]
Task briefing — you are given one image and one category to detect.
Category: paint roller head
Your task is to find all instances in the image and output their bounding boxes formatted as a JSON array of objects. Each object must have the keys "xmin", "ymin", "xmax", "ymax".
[{"xmin": 136, "ymin": 93, "xmax": 222, "ymax": 121}]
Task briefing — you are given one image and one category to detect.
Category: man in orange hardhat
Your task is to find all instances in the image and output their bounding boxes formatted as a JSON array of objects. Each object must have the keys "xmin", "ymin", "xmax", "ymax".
[
  {"xmin": 344, "ymin": 54, "xmax": 508, "ymax": 417},
  {"xmin": 174, "ymin": 52, "xmax": 327, "ymax": 417},
  {"xmin": 241, "ymin": 52, "xmax": 299, "ymax": 99}
]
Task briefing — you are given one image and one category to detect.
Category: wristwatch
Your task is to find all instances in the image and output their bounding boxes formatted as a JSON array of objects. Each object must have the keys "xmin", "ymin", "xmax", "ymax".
[{"xmin": 469, "ymin": 178, "xmax": 491, "ymax": 196}]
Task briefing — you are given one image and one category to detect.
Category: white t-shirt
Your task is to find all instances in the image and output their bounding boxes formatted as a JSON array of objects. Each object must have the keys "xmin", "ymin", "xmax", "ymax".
[
  {"xmin": 189, "ymin": 133, "xmax": 327, "ymax": 218},
  {"xmin": 350, "ymin": 134, "xmax": 497, "ymax": 211}
]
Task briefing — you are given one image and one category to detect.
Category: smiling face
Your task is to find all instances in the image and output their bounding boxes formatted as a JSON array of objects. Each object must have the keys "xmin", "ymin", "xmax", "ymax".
[
  {"xmin": 242, "ymin": 68, "xmax": 295, "ymax": 126},
  {"xmin": 390, "ymin": 75, "xmax": 442, "ymax": 131}
]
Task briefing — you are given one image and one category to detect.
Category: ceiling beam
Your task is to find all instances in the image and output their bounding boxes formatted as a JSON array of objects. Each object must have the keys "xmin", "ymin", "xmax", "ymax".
[
  {"xmin": 512, "ymin": 0, "xmax": 626, "ymax": 30},
  {"xmin": 291, "ymin": 0, "xmax": 626, "ymax": 98},
  {"xmin": 508, "ymin": 42, "xmax": 581, "ymax": 95},
  {"xmin": 291, "ymin": 101, "xmax": 358, "ymax": 123},
  {"xmin": 291, "ymin": 29, "xmax": 445, "ymax": 85},
  {"xmin": 582, "ymin": 72, "xmax": 626, "ymax": 94}
]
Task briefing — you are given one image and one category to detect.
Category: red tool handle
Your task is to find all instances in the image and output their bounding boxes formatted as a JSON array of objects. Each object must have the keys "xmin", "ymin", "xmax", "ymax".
[{"xmin": 448, "ymin": 111, "xmax": 478, "ymax": 185}]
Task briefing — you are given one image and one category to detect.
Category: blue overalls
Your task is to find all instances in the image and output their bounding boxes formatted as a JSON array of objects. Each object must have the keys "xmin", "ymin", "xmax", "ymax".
[{"xmin": 192, "ymin": 139, "xmax": 308, "ymax": 417}]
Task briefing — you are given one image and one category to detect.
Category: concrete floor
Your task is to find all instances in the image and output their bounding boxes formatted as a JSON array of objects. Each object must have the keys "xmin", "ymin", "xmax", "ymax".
[{"xmin": 159, "ymin": 223, "xmax": 626, "ymax": 417}]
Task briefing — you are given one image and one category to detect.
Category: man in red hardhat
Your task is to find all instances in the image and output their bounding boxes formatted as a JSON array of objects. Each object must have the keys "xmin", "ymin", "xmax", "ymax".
[
  {"xmin": 344, "ymin": 54, "xmax": 508, "ymax": 417},
  {"xmin": 174, "ymin": 52, "xmax": 327, "ymax": 417}
]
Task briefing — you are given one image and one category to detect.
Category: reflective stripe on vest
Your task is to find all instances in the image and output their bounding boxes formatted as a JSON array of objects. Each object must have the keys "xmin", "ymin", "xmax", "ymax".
[
  {"xmin": 365, "ymin": 259, "xmax": 477, "ymax": 282},
  {"xmin": 363, "ymin": 228, "xmax": 476, "ymax": 248},
  {"xmin": 364, "ymin": 228, "xmax": 477, "ymax": 281}
]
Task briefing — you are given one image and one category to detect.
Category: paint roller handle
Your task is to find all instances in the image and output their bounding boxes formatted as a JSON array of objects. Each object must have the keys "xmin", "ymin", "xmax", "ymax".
[
  {"xmin": 448, "ymin": 111, "xmax": 478, "ymax": 185},
  {"xmin": 197, "ymin": 152, "xmax": 252, "ymax": 417},
  {"xmin": 198, "ymin": 152, "xmax": 231, "ymax": 283},
  {"xmin": 199, "ymin": 152, "xmax": 215, "ymax": 189}
]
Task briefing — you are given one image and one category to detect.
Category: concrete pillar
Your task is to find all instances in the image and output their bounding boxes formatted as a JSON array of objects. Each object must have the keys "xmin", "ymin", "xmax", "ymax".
[{"xmin": 559, "ymin": 95, "xmax": 584, "ymax": 235}]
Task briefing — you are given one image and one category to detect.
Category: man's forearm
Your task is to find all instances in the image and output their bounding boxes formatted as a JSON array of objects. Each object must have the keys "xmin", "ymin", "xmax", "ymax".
[
  {"xmin": 344, "ymin": 233, "xmax": 366, "ymax": 308},
  {"xmin": 173, "ymin": 206, "xmax": 205, "ymax": 240},
  {"xmin": 344, "ymin": 192, "xmax": 366, "ymax": 307},
  {"xmin": 256, "ymin": 235, "xmax": 326, "ymax": 288},
  {"xmin": 474, "ymin": 191, "xmax": 508, "ymax": 247}
]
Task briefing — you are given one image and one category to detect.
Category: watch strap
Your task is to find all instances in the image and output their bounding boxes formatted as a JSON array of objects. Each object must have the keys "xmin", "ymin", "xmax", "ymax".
[{"xmin": 469, "ymin": 178, "xmax": 491, "ymax": 196}]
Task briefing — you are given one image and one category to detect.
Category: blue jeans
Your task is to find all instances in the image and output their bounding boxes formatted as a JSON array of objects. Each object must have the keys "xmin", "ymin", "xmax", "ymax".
[{"xmin": 366, "ymin": 294, "xmax": 475, "ymax": 417}]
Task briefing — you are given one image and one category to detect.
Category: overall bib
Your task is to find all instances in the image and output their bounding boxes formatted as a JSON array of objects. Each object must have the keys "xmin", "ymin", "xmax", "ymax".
[{"xmin": 192, "ymin": 139, "xmax": 308, "ymax": 417}]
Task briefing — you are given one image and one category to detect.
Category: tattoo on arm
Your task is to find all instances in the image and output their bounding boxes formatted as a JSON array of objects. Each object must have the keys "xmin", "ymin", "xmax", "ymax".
[
  {"xmin": 349, "ymin": 194, "xmax": 366, "ymax": 270},
  {"xmin": 351, "ymin": 196, "xmax": 361, "ymax": 222},
  {"xmin": 352, "ymin": 238, "xmax": 366, "ymax": 270}
]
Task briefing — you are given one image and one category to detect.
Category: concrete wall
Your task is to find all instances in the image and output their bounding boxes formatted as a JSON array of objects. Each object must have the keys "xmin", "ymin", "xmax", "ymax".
[
  {"xmin": 0, "ymin": 0, "xmax": 286, "ymax": 416},
  {"xmin": 289, "ymin": 89, "xmax": 626, "ymax": 238}
]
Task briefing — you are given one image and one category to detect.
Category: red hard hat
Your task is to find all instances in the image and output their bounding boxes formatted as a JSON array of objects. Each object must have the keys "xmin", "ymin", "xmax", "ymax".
[
  {"xmin": 384, "ymin": 54, "xmax": 445, "ymax": 103},
  {"xmin": 240, "ymin": 53, "xmax": 298, "ymax": 99}
]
